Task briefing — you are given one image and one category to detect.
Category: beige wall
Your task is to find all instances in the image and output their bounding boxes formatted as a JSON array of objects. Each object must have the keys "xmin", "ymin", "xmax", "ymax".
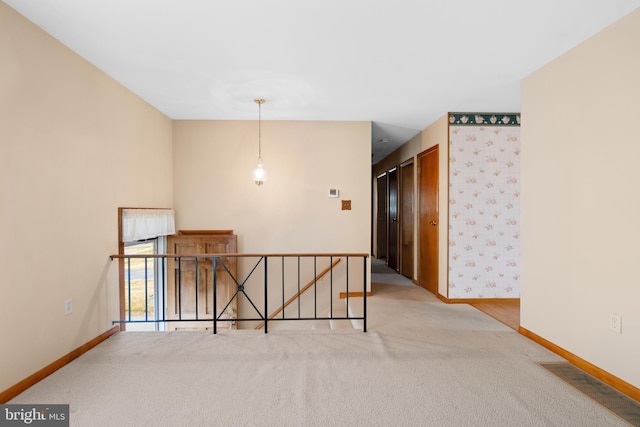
[
  {"xmin": 172, "ymin": 120, "xmax": 372, "ymax": 320},
  {"xmin": 0, "ymin": 3, "xmax": 173, "ymax": 392},
  {"xmin": 521, "ymin": 8, "xmax": 640, "ymax": 388}
]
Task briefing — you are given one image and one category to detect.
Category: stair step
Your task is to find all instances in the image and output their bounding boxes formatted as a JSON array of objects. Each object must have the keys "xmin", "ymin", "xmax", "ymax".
[{"xmin": 329, "ymin": 319, "xmax": 355, "ymax": 330}]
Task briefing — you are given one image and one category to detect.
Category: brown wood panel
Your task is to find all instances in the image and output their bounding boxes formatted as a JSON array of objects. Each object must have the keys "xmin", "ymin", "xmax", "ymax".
[
  {"xmin": 178, "ymin": 230, "xmax": 233, "ymax": 235},
  {"xmin": 339, "ymin": 291, "xmax": 373, "ymax": 298}
]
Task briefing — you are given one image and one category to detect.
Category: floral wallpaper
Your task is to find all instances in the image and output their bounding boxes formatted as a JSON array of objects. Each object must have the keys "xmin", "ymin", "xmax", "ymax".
[{"xmin": 448, "ymin": 113, "xmax": 521, "ymax": 298}]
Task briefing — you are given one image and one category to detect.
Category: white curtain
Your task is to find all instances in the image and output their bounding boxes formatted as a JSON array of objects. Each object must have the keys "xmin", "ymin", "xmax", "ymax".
[{"xmin": 122, "ymin": 208, "xmax": 175, "ymax": 243}]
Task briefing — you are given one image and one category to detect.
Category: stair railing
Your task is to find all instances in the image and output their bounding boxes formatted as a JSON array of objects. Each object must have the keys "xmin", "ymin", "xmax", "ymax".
[
  {"xmin": 254, "ymin": 257, "xmax": 342, "ymax": 330},
  {"xmin": 109, "ymin": 253, "xmax": 368, "ymax": 333}
]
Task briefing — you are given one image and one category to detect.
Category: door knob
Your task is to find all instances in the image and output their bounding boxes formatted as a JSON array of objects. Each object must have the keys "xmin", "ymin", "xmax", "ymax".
[{"xmin": 429, "ymin": 220, "xmax": 437, "ymax": 226}]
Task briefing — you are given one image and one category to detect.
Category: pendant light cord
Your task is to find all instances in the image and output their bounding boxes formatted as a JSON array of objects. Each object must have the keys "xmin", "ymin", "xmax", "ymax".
[
  {"xmin": 258, "ymin": 100, "xmax": 262, "ymax": 161},
  {"xmin": 255, "ymin": 98, "xmax": 265, "ymax": 162}
]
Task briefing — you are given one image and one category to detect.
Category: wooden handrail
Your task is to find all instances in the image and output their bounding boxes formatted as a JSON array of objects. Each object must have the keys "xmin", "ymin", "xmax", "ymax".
[
  {"xmin": 110, "ymin": 253, "xmax": 368, "ymax": 260},
  {"xmin": 254, "ymin": 258, "xmax": 342, "ymax": 329}
]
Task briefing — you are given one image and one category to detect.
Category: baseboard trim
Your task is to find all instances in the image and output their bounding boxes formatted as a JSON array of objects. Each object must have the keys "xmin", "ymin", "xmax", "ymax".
[
  {"xmin": 0, "ymin": 325, "xmax": 120, "ymax": 403},
  {"xmin": 437, "ymin": 294, "xmax": 520, "ymax": 304},
  {"xmin": 518, "ymin": 326, "xmax": 640, "ymax": 402},
  {"xmin": 339, "ymin": 291, "xmax": 373, "ymax": 299}
]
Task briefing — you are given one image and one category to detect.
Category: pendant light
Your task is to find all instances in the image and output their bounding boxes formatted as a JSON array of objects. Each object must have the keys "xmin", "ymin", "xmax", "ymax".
[{"xmin": 252, "ymin": 98, "xmax": 267, "ymax": 186}]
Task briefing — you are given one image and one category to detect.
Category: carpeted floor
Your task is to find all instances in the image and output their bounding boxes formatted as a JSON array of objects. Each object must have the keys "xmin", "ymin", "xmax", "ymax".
[{"xmin": 9, "ymin": 263, "xmax": 634, "ymax": 426}]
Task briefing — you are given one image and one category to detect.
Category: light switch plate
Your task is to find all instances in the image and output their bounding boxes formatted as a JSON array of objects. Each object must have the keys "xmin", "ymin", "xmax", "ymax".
[{"xmin": 64, "ymin": 298, "xmax": 73, "ymax": 316}]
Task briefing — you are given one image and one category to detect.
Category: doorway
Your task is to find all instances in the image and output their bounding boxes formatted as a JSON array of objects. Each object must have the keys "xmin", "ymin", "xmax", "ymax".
[
  {"xmin": 418, "ymin": 146, "xmax": 439, "ymax": 295},
  {"xmin": 399, "ymin": 159, "xmax": 414, "ymax": 279},
  {"xmin": 376, "ymin": 173, "xmax": 387, "ymax": 260}
]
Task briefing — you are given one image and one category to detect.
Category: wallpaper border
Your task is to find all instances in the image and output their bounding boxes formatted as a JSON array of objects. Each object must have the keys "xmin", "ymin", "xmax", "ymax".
[{"xmin": 449, "ymin": 113, "xmax": 521, "ymax": 126}]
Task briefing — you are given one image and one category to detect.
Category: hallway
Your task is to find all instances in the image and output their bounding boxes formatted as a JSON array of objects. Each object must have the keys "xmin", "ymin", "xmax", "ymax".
[{"xmin": 371, "ymin": 258, "xmax": 520, "ymax": 331}]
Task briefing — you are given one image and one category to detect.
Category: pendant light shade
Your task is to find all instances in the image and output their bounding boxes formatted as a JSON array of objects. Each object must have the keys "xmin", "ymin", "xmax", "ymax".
[
  {"xmin": 252, "ymin": 160, "xmax": 266, "ymax": 186},
  {"xmin": 253, "ymin": 98, "xmax": 267, "ymax": 186}
]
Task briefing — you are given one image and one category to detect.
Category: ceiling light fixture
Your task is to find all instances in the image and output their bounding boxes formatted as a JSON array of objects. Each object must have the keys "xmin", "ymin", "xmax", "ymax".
[{"xmin": 252, "ymin": 98, "xmax": 267, "ymax": 186}]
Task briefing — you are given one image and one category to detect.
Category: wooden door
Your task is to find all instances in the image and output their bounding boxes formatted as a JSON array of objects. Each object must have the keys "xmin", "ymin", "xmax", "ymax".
[
  {"xmin": 418, "ymin": 146, "xmax": 439, "ymax": 294},
  {"xmin": 399, "ymin": 160, "xmax": 414, "ymax": 279},
  {"xmin": 376, "ymin": 173, "xmax": 387, "ymax": 260},
  {"xmin": 167, "ymin": 233, "xmax": 237, "ymax": 330},
  {"xmin": 387, "ymin": 167, "xmax": 399, "ymax": 271}
]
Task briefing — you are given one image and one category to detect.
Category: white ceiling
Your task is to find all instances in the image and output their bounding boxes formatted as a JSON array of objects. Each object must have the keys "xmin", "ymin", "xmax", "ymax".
[{"xmin": 5, "ymin": 0, "xmax": 640, "ymax": 163}]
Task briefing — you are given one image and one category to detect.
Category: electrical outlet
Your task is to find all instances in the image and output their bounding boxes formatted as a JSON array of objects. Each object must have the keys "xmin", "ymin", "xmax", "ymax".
[
  {"xmin": 609, "ymin": 313, "xmax": 621, "ymax": 333},
  {"xmin": 64, "ymin": 298, "xmax": 73, "ymax": 316}
]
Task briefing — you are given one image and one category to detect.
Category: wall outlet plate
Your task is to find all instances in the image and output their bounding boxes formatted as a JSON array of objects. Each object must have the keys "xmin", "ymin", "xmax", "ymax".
[{"xmin": 328, "ymin": 188, "xmax": 339, "ymax": 198}]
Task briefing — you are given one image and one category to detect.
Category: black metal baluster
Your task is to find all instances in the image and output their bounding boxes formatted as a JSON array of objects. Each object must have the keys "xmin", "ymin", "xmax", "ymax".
[
  {"xmin": 144, "ymin": 257, "xmax": 149, "ymax": 322},
  {"xmin": 213, "ymin": 256, "xmax": 217, "ymax": 334},
  {"xmin": 346, "ymin": 256, "xmax": 349, "ymax": 321},
  {"xmin": 297, "ymin": 256, "xmax": 301, "ymax": 319},
  {"xmin": 330, "ymin": 256, "xmax": 334, "ymax": 319},
  {"xmin": 281, "ymin": 257, "xmax": 285, "ymax": 320},
  {"xmin": 162, "ymin": 257, "xmax": 166, "ymax": 324},
  {"xmin": 314, "ymin": 256, "xmax": 317, "ymax": 319},
  {"xmin": 127, "ymin": 257, "xmax": 131, "ymax": 322},
  {"xmin": 178, "ymin": 257, "xmax": 182, "ymax": 321},
  {"xmin": 264, "ymin": 256, "xmax": 268, "ymax": 334},
  {"xmin": 195, "ymin": 256, "xmax": 199, "ymax": 321},
  {"xmin": 363, "ymin": 256, "xmax": 367, "ymax": 332}
]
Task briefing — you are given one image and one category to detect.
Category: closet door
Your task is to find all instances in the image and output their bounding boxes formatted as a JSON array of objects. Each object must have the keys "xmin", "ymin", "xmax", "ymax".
[
  {"xmin": 167, "ymin": 232, "xmax": 237, "ymax": 330},
  {"xmin": 387, "ymin": 167, "xmax": 399, "ymax": 271},
  {"xmin": 418, "ymin": 146, "xmax": 439, "ymax": 295},
  {"xmin": 376, "ymin": 173, "xmax": 388, "ymax": 260}
]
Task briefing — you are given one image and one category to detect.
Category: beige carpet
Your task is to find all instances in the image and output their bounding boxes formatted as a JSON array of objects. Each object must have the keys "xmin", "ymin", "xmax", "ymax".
[{"xmin": 10, "ymin": 266, "xmax": 631, "ymax": 426}]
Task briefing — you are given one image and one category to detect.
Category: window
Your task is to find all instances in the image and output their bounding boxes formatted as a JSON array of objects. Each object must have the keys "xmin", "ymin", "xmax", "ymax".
[{"xmin": 123, "ymin": 237, "xmax": 166, "ymax": 331}]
